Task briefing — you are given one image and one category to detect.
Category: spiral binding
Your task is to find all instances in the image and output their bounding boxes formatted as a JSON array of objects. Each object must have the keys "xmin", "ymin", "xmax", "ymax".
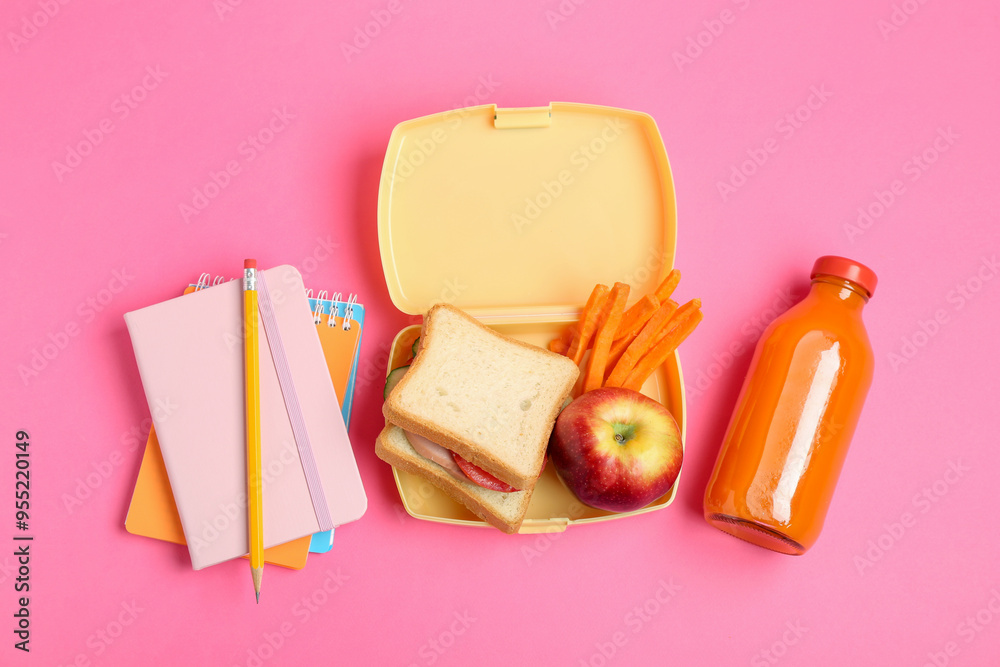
[
  {"xmin": 329, "ymin": 292, "xmax": 342, "ymax": 329},
  {"xmin": 343, "ymin": 294, "xmax": 358, "ymax": 331},
  {"xmin": 192, "ymin": 273, "xmax": 358, "ymax": 332},
  {"xmin": 194, "ymin": 274, "xmax": 235, "ymax": 291},
  {"xmin": 313, "ymin": 290, "xmax": 328, "ymax": 325}
]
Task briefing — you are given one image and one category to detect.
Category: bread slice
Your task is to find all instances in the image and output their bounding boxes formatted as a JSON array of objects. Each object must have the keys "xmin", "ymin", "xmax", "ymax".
[
  {"xmin": 384, "ymin": 303, "xmax": 579, "ymax": 490},
  {"xmin": 375, "ymin": 424, "xmax": 534, "ymax": 534}
]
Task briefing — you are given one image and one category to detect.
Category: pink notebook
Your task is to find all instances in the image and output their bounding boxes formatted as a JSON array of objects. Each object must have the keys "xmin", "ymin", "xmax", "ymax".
[{"xmin": 124, "ymin": 265, "xmax": 367, "ymax": 570}]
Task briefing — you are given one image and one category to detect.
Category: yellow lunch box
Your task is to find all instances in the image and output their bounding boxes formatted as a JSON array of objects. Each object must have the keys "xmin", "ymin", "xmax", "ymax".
[{"xmin": 377, "ymin": 102, "xmax": 683, "ymax": 533}]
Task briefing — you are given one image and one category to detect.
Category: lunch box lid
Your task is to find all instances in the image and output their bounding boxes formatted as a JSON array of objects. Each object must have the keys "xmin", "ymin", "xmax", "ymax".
[{"xmin": 377, "ymin": 102, "xmax": 677, "ymax": 320}]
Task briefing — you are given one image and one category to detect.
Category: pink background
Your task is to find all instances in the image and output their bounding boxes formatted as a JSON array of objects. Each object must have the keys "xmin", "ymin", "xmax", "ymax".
[{"xmin": 2, "ymin": 1, "xmax": 999, "ymax": 665}]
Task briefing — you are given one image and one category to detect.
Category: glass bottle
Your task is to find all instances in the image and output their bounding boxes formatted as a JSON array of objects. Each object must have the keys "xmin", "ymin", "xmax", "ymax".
[{"xmin": 703, "ymin": 256, "xmax": 876, "ymax": 554}]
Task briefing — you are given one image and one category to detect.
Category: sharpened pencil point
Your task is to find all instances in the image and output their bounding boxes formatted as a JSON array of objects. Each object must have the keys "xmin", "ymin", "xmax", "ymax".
[{"xmin": 251, "ymin": 566, "xmax": 263, "ymax": 604}]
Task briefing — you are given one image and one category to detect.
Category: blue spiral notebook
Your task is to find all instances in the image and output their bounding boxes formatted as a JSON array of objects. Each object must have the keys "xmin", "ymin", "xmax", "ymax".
[{"xmin": 307, "ymin": 293, "xmax": 365, "ymax": 553}]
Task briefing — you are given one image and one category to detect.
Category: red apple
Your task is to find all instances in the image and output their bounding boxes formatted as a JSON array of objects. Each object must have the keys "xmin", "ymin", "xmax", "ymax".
[{"xmin": 549, "ymin": 387, "xmax": 683, "ymax": 512}]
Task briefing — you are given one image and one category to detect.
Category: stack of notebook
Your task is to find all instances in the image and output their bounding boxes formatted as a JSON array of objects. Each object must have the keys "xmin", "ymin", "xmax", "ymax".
[{"xmin": 123, "ymin": 266, "xmax": 368, "ymax": 570}]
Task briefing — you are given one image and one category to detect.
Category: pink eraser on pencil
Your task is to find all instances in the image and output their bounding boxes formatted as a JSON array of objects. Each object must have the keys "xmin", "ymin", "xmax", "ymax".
[{"xmin": 245, "ymin": 259, "xmax": 257, "ymax": 269}]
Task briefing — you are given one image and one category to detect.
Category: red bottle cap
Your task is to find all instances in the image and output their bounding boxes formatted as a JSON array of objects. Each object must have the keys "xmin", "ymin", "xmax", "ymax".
[{"xmin": 811, "ymin": 256, "xmax": 877, "ymax": 298}]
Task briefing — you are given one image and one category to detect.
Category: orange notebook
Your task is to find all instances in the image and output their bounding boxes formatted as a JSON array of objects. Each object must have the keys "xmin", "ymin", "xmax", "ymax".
[{"xmin": 124, "ymin": 279, "xmax": 363, "ymax": 569}]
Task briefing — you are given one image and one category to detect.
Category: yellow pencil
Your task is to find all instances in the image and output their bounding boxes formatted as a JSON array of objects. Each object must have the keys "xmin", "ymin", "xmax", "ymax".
[{"xmin": 243, "ymin": 259, "xmax": 263, "ymax": 603}]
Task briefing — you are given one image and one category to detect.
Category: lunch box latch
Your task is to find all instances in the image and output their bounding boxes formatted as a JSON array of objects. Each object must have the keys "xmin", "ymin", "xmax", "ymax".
[{"xmin": 494, "ymin": 106, "xmax": 552, "ymax": 129}]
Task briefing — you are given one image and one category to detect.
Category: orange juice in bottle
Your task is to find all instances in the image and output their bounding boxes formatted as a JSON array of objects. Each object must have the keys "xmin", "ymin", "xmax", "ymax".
[{"xmin": 703, "ymin": 256, "xmax": 877, "ymax": 554}]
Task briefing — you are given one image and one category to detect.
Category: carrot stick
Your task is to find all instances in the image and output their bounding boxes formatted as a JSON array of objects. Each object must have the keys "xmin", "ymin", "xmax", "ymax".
[
  {"xmin": 567, "ymin": 284, "xmax": 610, "ymax": 365},
  {"xmin": 622, "ymin": 309, "xmax": 703, "ymax": 391},
  {"xmin": 654, "ymin": 269, "xmax": 681, "ymax": 303},
  {"xmin": 614, "ymin": 294, "xmax": 659, "ymax": 341},
  {"xmin": 559, "ymin": 323, "xmax": 577, "ymax": 346},
  {"xmin": 605, "ymin": 298, "xmax": 678, "ymax": 387},
  {"xmin": 549, "ymin": 323, "xmax": 576, "ymax": 354},
  {"xmin": 583, "ymin": 283, "xmax": 630, "ymax": 393},
  {"xmin": 605, "ymin": 330, "xmax": 637, "ymax": 379},
  {"xmin": 648, "ymin": 298, "xmax": 700, "ymax": 350}
]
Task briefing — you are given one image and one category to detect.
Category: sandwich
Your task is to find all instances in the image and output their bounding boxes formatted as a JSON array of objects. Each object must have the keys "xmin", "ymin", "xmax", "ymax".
[{"xmin": 376, "ymin": 303, "xmax": 580, "ymax": 533}]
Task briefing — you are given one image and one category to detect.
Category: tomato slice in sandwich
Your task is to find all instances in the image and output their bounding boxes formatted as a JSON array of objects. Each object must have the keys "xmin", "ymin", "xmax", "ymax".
[{"xmin": 453, "ymin": 454, "xmax": 519, "ymax": 493}]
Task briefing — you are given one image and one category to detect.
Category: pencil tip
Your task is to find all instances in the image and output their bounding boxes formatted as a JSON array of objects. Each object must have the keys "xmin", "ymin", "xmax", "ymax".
[{"xmin": 251, "ymin": 566, "xmax": 263, "ymax": 603}]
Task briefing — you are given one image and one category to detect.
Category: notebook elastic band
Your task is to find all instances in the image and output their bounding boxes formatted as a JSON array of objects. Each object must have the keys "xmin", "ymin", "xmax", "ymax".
[{"xmin": 255, "ymin": 271, "xmax": 334, "ymax": 532}]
